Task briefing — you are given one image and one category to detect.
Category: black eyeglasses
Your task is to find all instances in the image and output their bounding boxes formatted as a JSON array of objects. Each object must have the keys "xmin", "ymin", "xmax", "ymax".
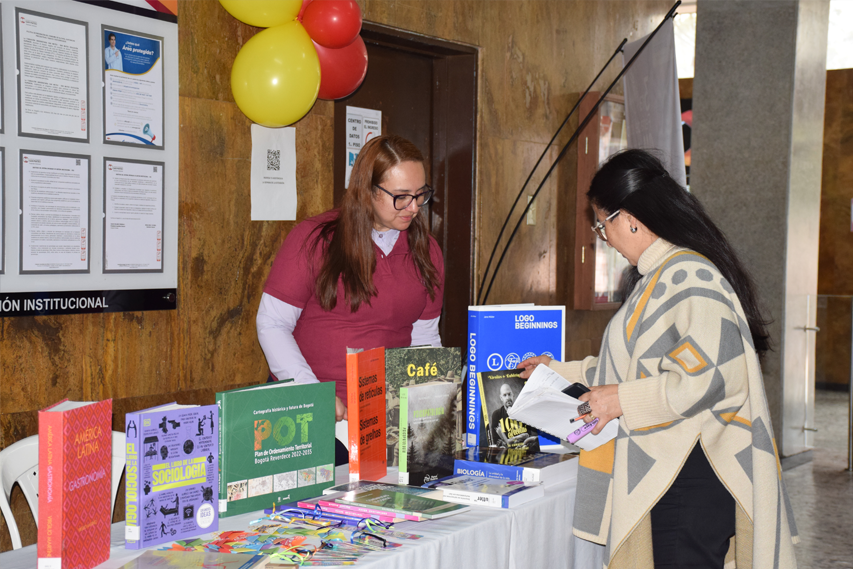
[{"xmin": 374, "ymin": 184, "xmax": 434, "ymax": 210}]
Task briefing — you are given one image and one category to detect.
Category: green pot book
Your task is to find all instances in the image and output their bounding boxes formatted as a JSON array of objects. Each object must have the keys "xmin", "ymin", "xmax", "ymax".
[{"xmin": 216, "ymin": 381, "xmax": 336, "ymax": 518}]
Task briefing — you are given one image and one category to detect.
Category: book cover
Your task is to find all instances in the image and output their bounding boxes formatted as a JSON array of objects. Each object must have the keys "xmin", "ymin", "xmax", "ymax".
[
  {"xmin": 217, "ymin": 381, "xmax": 335, "ymax": 518},
  {"xmin": 300, "ymin": 494, "xmax": 409, "ymax": 522},
  {"xmin": 384, "ymin": 346, "xmax": 462, "ymax": 467},
  {"xmin": 37, "ymin": 399, "xmax": 113, "ymax": 569},
  {"xmin": 124, "ymin": 402, "xmax": 219, "ymax": 549},
  {"xmin": 345, "ymin": 346, "xmax": 387, "ymax": 482},
  {"xmin": 423, "ymin": 474, "xmax": 544, "ymax": 508},
  {"xmin": 335, "ymin": 488, "xmax": 470, "ymax": 519},
  {"xmin": 322, "ymin": 479, "xmax": 439, "ymax": 497},
  {"xmin": 398, "ymin": 382, "xmax": 458, "ymax": 486},
  {"xmin": 454, "ymin": 446, "xmax": 578, "ymax": 487},
  {"xmin": 477, "ymin": 368, "xmax": 540, "ymax": 451},
  {"xmin": 466, "ymin": 305, "xmax": 565, "ymax": 447},
  {"xmin": 118, "ymin": 550, "xmax": 270, "ymax": 569}
]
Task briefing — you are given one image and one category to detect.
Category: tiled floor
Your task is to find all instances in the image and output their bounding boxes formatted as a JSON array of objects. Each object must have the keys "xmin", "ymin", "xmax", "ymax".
[{"xmin": 783, "ymin": 390, "xmax": 853, "ymax": 568}]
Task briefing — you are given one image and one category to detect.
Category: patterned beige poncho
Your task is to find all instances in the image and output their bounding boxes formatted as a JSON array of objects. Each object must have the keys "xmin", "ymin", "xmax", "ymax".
[{"xmin": 551, "ymin": 239, "xmax": 798, "ymax": 569}]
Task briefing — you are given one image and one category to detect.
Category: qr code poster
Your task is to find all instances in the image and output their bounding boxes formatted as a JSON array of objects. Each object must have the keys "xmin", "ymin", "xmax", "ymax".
[
  {"xmin": 250, "ymin": 125, "xmax": 297, "ymax": 221},
  {"xmin": 344, "ymin": 106, "xmax": 381, "ymax": 189}
]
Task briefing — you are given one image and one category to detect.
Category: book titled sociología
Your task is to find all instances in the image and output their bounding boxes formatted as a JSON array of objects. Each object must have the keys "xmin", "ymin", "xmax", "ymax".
[
  {"xmin": 124, "ymin": 402, "xmax": 219, "ymax": 549},
  {"xmin": 345, "ymin": 346, "xmax": 387, "ymax": 482},
  {"xmin": 216, "ymin": 381, "xmax": 336, "ymax": 518},
  {"xmin": 38, "ymin": 399, "xmax": 113, "ymax": 569}
]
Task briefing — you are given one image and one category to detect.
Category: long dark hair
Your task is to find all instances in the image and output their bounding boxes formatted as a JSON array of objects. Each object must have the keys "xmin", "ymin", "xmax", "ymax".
[
  {"xmin": 587, "ymin": 149, "xmax": 771, "ymax": 355},
  {"xmin": 312, "ymin": 135, "xmax": 439, "ymax": 312}
]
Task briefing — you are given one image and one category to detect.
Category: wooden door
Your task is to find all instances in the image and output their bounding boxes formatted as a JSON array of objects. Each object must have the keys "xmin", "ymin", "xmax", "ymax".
[{"xmin": 334, "ymin": 23, "xmax": 477, "ymax": 350}]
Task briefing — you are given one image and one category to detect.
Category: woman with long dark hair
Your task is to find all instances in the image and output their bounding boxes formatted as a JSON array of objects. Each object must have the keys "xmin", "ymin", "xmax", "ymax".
[
  {"xmin": 520, "ymin": 149, "xmax": 797, "ymax": 568},
  {"xmin": 257, "ymin": 135, "xmax": 444, "ymax": 436}
]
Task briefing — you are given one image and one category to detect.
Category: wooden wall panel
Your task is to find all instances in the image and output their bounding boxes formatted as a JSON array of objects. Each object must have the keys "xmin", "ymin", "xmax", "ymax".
[{"xmin": 0, "ymin": 0, "xmax": 676, "ymax": 551}]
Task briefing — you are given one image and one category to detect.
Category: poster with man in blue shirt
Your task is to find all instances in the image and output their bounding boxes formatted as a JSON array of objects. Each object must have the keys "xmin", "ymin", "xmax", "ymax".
[{"xmin": 104, "ymin": 28, "xmax": 164, "ymax": 147}]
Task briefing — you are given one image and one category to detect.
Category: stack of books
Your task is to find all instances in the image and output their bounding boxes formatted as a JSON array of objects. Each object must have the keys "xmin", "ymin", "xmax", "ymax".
[
  {"xmin": 423, "ymin": 474, "xmax": 544, "ymax": 509},
  {"xmin": 453, "ymin": 446, "xmax": 577, "ymax": 488},
  {"xmin": 299, "ymin": 483, "xmax": 469, "ymax": 522}
]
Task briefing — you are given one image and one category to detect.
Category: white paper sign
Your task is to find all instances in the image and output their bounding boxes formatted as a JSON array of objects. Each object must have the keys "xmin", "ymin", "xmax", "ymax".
[
  {"xmin": 344, "ymin": 106, "xmax": 381, "ymax": 189},
  {"xmin": 21, "ymin": 153, "xmax": 90, "ymax": 273},
  {"xmin": 17, "ymin": 10, "xmax": 89, "ymax": 141},
  {"xmin": 104, "ymin": 159, "xmax": 164, "ymax": 272},
  {"xmin": 250, "ymin": 125, "xmax": 297, "ymax": 221}
]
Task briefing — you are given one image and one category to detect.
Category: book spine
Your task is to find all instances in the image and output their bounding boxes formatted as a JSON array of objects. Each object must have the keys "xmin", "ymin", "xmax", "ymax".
[
  {"xmin": 454, "ymin": 459, "xmax": 524, "ymax": 481},
  {"xmin": 317, "ymin": 499, "xmax": 423, "ymax": 522},
  {"xmin": 476, "ymin": 373, "xmax": 493, "ymax": 447},
  {"xmin": 466, "ymin": 309, "xmax": 481, "ymax": 447},
  {"xmin": 346, "ymin": 353, "xmax": 360, "ymax": 481},
  {"xmin": 37, "ymin": 409, "xmax": 64, "ymax": 567},
  {"xmin": 398, "ymin": 387, "xmax": 408, "ymax": 482},
  {"xmin": 124, "ymin": 411, "xmax": 143, "ymax": 549},
  {"xmin": 440, "ymin": 488, "xmax": 503, "ymax": 508},
  {"xmin": 216, "ymin": 393, "xmax": 226, "ymax": 516}
]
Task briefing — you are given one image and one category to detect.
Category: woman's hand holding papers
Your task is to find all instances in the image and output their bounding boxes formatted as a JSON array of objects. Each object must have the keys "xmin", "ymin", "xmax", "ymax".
[
  {"xmin": 517, "ymin": 355, "xmax": 552, "ymax": 378},
  {"xmin": 579, "ymin": 385, "xmax": 622, "ymax": 435}
]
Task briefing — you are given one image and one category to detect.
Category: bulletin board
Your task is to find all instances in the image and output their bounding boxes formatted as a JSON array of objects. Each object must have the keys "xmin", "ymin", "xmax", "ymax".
[{"xmin": 0, "ymin": 0, "xmax": 179, "ymax": 316}]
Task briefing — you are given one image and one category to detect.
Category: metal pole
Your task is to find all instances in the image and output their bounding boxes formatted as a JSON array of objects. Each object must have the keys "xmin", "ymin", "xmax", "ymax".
[{"xmin": 848, "ymin": 300, "xmax": 852, "ymax": 472}]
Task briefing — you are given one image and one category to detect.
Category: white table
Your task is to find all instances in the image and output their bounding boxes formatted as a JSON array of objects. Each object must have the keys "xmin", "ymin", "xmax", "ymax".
[{"xmin": 1, "ymin": 462, "xmax": 603, "ymax": 569}]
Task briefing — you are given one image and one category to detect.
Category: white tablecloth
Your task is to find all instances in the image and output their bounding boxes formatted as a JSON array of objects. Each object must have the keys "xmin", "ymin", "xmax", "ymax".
[{"xmin": 0, "ymin": 462, "xmax": 604, "ymax": 569}]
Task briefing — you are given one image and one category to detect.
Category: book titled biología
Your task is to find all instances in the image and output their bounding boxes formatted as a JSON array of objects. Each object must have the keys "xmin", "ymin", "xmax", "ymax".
[
  {"xmin": 216, "ymin": 381, "xmax": 335, "ymax": 518},
  {"xmin": 124, "ymin": 402, "xmax": 219, "ymax": 549},
  {"xmin": 466, "ymin": 305, "xmax": 565, "ymax": 447},
  {"xmin": 38, "ymin": 399, "xmax": 113, "ymax": 569},
  {"xmin": 384, "ymin": 346, "xmax": 462, "ymax": 467},
  {"xmin": 454, "ymin": 446, "xmax": 577, "ymax": 488}
]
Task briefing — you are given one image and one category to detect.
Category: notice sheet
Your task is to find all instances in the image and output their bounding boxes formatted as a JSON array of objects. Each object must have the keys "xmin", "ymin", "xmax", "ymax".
[
  {"xmin": 250, "ymin": 125, "xmax": 297, "ymax": 220},
  {"xmin": 104, "ymin": 159, "xmax": 164, "ymax": 272},
  {"xmin": 21, "ymin": 152, "xmax": 90, "ymax": 273},
  {"xmin": 103, "ymin": 28, "xmax": 164, "ymax": 147},
  {"xmin": 17, "ymin": 10, "xmax": 89, "ymax": 141}
]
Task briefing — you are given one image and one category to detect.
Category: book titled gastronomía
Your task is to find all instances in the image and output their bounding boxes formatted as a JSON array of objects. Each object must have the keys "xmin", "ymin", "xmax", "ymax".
[
  {"xmin": 345, "ymin": 346, "xmax": 387, "ymax": 482},
  {"xmin": 216, "ymin": 381, "xmax": 335, "ymax": 518},
  {"xmin": 124, "ymin": 402, "xmax": 219, "ymax": 549},
  {"xmin": 37, "ymin": 399, "xmax": 113, "ymax": 569}
]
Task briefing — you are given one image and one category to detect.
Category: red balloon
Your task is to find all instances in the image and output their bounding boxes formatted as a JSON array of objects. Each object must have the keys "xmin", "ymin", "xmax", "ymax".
[
  {"xmin": 302, "ymin": 0, "xmax": 362, "ymax": 49},
  {"xmin": 315, "ymin": 36, "xmax": 368, "ymax": 100},
  {"xmin": 297, "ymin": 0, "xmax": 312, "ymax": 21}
]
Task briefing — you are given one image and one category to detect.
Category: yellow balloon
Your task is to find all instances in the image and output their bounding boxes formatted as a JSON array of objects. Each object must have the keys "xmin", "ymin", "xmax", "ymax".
[
  {"xmin": 220, "ymin": 0, "xmax": 301, "ymax": 28},
  {"xmin": 231, "ymin": 22, "xmax": 320, "ymax": 127}
]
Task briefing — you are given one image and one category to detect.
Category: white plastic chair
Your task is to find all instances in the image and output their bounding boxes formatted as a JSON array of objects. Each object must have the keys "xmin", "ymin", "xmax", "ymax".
[{"xmin": 0, "ymin": 431, "xmax": 126, "ymax": 550}]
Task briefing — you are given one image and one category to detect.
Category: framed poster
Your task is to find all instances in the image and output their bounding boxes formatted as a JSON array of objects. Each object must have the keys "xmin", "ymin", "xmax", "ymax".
[
  {"xmin": 102, "ymin": 26, "xmax": 164, "ymax": 148},
  {"xmin": 103, "ymin": 158, "xmax": 164, "ymax": 273},
  {"xmin": 19, "ymin": 150, "xmax": 91, "ymax": 274},
  {"xmin": 16, "ymin": 8, "xmax": 89, "ymax": 142}
]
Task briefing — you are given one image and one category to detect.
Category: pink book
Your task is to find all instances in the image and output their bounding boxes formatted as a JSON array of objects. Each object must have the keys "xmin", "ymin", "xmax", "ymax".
[
  {"xmin": 38, "ymin": 399, "xmax": 113, "ymax": 569},
  {"xmin": 296, "ymin": 500, "xmax": 402, "ymax": 523},
  {"xmin": 315, "ymin": 498, "xmax": 424, "ymax": 521}
]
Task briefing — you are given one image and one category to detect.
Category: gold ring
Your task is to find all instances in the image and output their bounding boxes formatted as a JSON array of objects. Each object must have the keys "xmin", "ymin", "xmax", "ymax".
[{"xmin": 588, "ymin": 413, "xmax": 596, "ymax": 421}]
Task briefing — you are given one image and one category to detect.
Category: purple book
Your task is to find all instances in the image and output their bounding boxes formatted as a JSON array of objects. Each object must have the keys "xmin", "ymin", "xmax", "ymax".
[{"xmin": 124, "ymin": 403, "xmax": 219, "ymax": 549}]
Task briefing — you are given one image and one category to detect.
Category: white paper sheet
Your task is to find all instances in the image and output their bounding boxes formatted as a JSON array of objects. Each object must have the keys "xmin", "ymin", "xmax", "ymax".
[
  {"xmin": 17, "ymin": 10, "xmax": 88, "ymax": 140},
  {"xmin": 250, "ymin": 125, "xmax": 296, "ymax": 221},
  {"xmin": 344, "ymin": 106, "xmax": 381, "ymax": 189},
  {"xmin": 508, "ymin": 365, "xmax": 619, "ymax": 451},
  {"xmin": 104, "ymin": 159, "xmax": 164, "ymax": 272},
  {"xmin": 21, "ymin": 153, "xmax": 90, "ymax": 273}
]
